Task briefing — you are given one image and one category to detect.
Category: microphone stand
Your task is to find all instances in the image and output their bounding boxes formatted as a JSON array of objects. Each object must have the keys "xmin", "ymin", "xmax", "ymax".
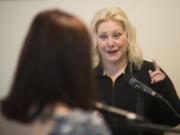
[
  {"xmin": 127, "ymin": 119, "xmax": 180, "ymax": 134},
  {"xmin": 95, "ymin": 102, "xmax": 180, "ymax": 134}
]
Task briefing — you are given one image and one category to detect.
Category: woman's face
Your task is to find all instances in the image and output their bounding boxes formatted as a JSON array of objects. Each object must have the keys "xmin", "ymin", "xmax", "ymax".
[{"xmin": 97, "ymin": 19, "xmax": 128, "ymax": 65}]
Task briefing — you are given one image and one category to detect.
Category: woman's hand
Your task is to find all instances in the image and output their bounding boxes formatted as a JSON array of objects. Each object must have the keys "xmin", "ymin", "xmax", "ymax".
[{"xmin": 148, "ymin": 59, "xmax": 166, "ymax": 84}]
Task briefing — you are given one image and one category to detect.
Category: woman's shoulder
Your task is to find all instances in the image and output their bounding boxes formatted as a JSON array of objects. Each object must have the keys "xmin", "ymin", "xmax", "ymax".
[
  {"xmin": 133, "ymin": 60, "xmax": 154, "ymax": 74},
  {"xmin": 141, "ymin": 60, "xmax": 154, "ymax": 69},
  {"xmin": 52, "ymin": 108, "xmax": 102, "ymax": 120},
  {"xmin": 55, "ymin": 109, "xmax": 108, "ymax": 126},
  {"xmin": 135, "ymin": 60, "xmax": 154, "ymax": 74},
  {"xmin": 133, "ymin": 60, "xmax": 154, "ymax": 83},
  {"xmin": 49, "ymin": 109, "xmax": 111, "ymax": 135}
]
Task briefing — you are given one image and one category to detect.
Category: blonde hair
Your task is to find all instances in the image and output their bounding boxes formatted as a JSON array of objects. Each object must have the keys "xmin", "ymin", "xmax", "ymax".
[{"xmin": 90, "ymin": 7, "xmax": 143, "ymax": 69}]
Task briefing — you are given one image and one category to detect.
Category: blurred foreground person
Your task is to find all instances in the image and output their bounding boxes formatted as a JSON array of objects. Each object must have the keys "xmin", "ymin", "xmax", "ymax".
[{"xmin": 0, "ymin": 9, "xmax": 111, "ymax": 135}]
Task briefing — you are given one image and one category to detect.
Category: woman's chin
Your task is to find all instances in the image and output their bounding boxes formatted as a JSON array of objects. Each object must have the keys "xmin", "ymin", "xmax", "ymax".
[{"xmin": 105, "ymin": 58, "xmax": 121, "ymax": 64}]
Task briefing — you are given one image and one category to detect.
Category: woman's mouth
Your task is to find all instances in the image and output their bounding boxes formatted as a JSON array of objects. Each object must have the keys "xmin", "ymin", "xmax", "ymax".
[{"xmin": 107, "ymin": 50, "xmax": 118, "ymax": 54}]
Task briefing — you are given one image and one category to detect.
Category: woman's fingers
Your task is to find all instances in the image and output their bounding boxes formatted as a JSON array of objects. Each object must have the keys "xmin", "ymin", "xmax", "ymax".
[{"xmin": 148, "ymin": 60, "xmax": 166, "ymax": 83}]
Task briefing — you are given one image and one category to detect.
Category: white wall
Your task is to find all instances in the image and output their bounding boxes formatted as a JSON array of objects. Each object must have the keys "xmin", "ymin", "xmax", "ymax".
[
  {"xmin": 0, "ymin": 0, "xmax": 180, "ymax": 98},
  {"xmin": 1, "ymin": 0, "xmax": 180, "ymax": 98},
  {"xmin": 0, "ymin": 0, "xmax": 180, "ymax": 133}
]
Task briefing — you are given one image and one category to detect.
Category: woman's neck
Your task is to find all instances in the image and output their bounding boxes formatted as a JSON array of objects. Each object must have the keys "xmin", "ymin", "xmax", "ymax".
[
  {"xmin": 54, "ymin": 104, "xmax": 70, "ymax": 115},
  {"xmin": 43, "ymin": 103, "xmax": 70, "ymax": 116},
  {"xmin": 103, "ymin": 58, "xmax": 128, "ymax": 82}
]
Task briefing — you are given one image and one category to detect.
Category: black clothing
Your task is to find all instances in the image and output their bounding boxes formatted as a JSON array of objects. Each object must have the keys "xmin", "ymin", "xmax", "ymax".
[{"xmin": 95, "ymin": 60, "xmax": 180, "ymax": 135}]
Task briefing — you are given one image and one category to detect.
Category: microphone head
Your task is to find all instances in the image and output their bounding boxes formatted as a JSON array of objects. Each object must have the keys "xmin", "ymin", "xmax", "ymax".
[
  {"xmin": 128, "ymin": 77, "xmax": 163, "ymax": 99},
  {"xmin": 128, "ymin": 77, "xmax": 142, "ymax": 89}
]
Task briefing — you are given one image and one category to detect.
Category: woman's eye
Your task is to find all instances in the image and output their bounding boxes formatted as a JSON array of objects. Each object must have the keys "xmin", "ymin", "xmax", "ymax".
[
  {"xmin": 99, "ymin": 35, "xmax": 108, "ymax": 39},
  {"xmin": 113, "ymin": 33, "xmax": 122, "ymax": 38}
]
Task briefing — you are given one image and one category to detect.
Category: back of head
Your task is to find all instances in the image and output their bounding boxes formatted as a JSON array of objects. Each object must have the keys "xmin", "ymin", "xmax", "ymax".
[
  {"xmin": 1, "ymin": 9, "xmax": 97, "ymax": 123},
  {"xmin": 91, "ymin": 7, "xmax": 143, "ymax": 69}
]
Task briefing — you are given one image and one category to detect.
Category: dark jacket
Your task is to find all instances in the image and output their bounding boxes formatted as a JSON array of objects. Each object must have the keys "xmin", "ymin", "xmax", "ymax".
[{"xmin": 95, "ymin": 60, "xmax": 180, "ymax": 135}]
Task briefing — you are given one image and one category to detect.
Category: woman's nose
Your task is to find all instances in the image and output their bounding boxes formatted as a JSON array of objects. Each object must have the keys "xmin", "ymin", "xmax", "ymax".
[{"xmin": 107, "ymin": 37, "xmax": 114, "ymax": 48}]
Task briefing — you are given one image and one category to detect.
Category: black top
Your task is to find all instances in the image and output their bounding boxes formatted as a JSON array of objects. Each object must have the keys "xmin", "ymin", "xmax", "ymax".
[{"xmin": 95, "ymin": 60, "xmax": 180, "ymax": 135}]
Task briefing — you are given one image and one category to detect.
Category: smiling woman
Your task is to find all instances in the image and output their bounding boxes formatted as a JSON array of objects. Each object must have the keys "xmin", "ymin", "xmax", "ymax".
[
  {"xmin": 96, "ymin": 20, "xmax": 128, "ymax": 81},
  {"xmin": 91, "ymin": 7, "xmax": 180, "ymax": 135}
]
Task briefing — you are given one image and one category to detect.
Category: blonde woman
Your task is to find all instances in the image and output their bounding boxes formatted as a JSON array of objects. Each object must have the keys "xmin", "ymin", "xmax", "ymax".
[{"xmin": 91, "ymin": 7, "xmax": 180, "ymax": 135}]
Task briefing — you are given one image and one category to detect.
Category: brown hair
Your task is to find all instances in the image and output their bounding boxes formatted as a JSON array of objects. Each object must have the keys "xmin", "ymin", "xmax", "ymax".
[{"xmin": 1, "ymin": 9, "xmax": 97, "ymax": 123}]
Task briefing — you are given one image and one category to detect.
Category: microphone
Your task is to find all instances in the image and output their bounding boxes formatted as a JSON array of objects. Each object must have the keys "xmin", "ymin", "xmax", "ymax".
[
  {"xmin": 128, "ymin": 77, "xmax": 163, "ymax": 99},
  {"xmin": 128, "ymin": 77, "xmax": 180, "ymax": 119}
]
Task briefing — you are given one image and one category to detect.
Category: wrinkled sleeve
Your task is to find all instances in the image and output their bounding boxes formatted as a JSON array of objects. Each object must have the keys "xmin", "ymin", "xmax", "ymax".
[{"xmin": 150, "ymin": 70, "xmax": 180, "ymax": 126}]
